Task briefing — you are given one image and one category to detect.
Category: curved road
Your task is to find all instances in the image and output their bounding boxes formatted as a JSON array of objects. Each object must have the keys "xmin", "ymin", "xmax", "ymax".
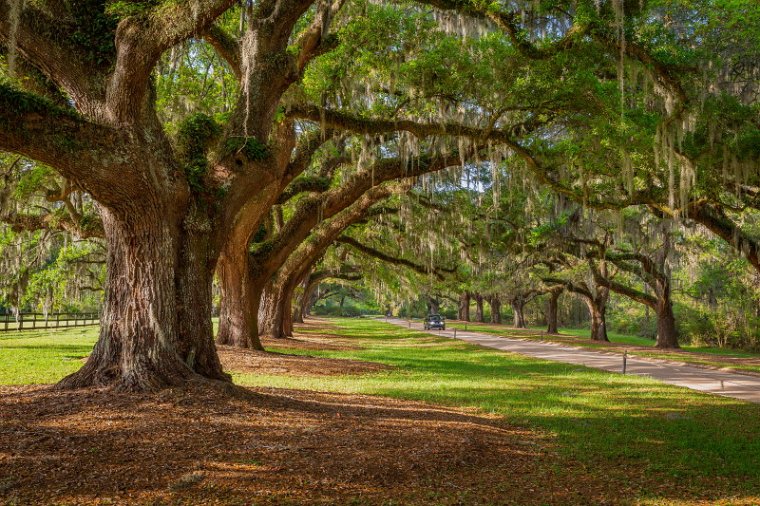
[{"xmin": 385, "ymin": 318, "xmax": 760, "ymax": 404}]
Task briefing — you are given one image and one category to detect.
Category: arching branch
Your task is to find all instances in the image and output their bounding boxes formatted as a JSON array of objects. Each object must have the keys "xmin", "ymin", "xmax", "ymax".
[{"xmin": 336, "ymin": 235, "xmax": 452, "ymax": 281}]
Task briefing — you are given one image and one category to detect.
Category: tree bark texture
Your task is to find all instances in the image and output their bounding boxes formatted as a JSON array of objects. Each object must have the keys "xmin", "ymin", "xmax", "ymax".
[
  {"xmin": 475, "ymin": 294, "xmax": 485, "ymax": 322},
  {"xmin": 511, "ymin": 299, "xmax": 526, "ymax": 328},
  {"xmin": 585, "ymin": 299, "xmax": 609, "ymax": 342},
  {"xmin": 488, "ymin": 296, "xmax": 502, "ymax": 324},
  {"xmin": 58, "ymin": 204, "xmax": 227, "ymax": 391},
  {"xmin": 546, "ymin": 289, "xmax": 562, "ymax": 334},
  {"xmin": 458, "ymin": 292, "xmax": 471, "ymax": 321}
]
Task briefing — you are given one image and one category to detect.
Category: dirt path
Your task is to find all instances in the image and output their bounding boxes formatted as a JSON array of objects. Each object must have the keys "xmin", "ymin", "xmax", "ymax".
[{"xmin": 387, "ymin": 318, "xmax": 760, "ymax": 404}]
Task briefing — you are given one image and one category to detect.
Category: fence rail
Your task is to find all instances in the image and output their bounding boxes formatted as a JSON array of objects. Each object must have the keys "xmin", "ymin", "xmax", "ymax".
[{"xmin": 0, "ymin": 312, "xmax": 100, "ymax": 332}]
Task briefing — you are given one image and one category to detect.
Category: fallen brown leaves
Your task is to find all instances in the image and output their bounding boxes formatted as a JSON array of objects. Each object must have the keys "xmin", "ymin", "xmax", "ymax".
[
  {"xmin": 217, "ymin": 345, "xmax": 388, "ymax": 377},
  {"xmin": 0, "ymin": 379, "xmax": 591, "ymax": 505}
]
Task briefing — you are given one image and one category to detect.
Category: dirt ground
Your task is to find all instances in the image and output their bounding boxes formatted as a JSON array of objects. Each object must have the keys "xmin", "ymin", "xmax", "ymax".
[
  {"xmin": 0, "ymin": 379, "xmax": 603, "ymax": 505},
  {"xmin": 216, "ymin": 345, "xmax": 388, "ymax": 377},
  {"xmin": 0, "ymin": 323, "xmax": 650, "ymax": 505}
]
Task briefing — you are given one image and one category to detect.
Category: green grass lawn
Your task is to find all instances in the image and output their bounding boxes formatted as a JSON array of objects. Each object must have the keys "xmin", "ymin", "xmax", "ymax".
[
  {"xmin": 2, "ymin": 318, "xmax": 760, "ymax": 504},
  {"xmin": 0, "ymin": 326, "xmax": 97, "ymax": 384}
]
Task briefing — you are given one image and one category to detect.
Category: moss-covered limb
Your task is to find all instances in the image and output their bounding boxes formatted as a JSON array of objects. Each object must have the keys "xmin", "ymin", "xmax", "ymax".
[
  {"xmin": 0, "ymin": 1, "xmax": 109, "ymax": 112},
  {"xmin": 285, "ymin": 103, "xmax": 530, "ymax": 143},
  {"xmin": 253, "ymin": 153, "xmax": 460, "ymax": 276},
  {"xmin": 336, "ymin": 235, "xmax": 451, "ymax": 281},
  {"xmin": 275, "ymin": 183, "xmax": 404, "ymax": 284},
  {"xmin": 284, "ymin": 128, "xmax": 340, "ymax": 181},
  {"xmin": 685, "ymin": 203, "xmax": 760, "ymax": 273},
  {"xmin": 292, "ymin": 0, "xmax": 345, "ymax": 75},
  {"xmin": 285, "ymin": 104, "xmax": 622, "ymax": 208},
  {"xmin": 593, "ymin": 269, "xmax": 657, "ymax": 309},
  {"xmin": 202, "ymin": 24, "xmax": 242, "ymax": 79},
  {"xmin": 1, "ymin": 51, "xmax": 71, "ymax": 107},
  {"xmin": 0, "ymin": 84, "xmax": 141, "ymax": 200},
  {"xmin": 1, "ymin": 208, "xmax": 103, "ymax": 239},
  {"xmin": 277, "ymin": 176, "xmax": 332, "ymax": 204},
  {"xmin": 415, "ymin": 0, "xmax": 588, "ymax": 60}
]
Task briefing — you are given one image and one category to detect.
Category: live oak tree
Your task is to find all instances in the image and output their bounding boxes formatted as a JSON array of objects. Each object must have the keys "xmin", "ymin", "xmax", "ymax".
[
  {"xmin": 1, "ymin": 0, "xmax": 348, "ymax": 390},
  {"xmin": 1, "ymin": 0, "xmax": 757, "ymax": 389}
]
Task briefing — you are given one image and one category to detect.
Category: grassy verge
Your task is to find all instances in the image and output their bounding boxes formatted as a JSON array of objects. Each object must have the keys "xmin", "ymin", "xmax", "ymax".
[{"xmin": 445, "ymin": 320, "xmax": 760, "ymax": 375}]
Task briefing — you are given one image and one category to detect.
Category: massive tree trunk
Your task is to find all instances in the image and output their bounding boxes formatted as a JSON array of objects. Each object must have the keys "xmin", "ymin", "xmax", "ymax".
[
  {"xmin": 258, "ymin": 279, "xmax": 288, "ymax": 339},
  {"xmin": 458, "ymin": 292, "xmax": 471, "ymax": 321},
  {"xmin": 57, "ymin": 204, "xmax": 228, "ymax": 391},
  {"xmin": 488, "ymin": 296, "xmax": 502, "ymax": 324},
  {"xmin": 546, "ymin": 289, "xmax": 562, "ymax": 334},
  {"xmin": 216, "ymin": 246, "xmax": 264, "ymax": 350},
  {"xmin": 475, "ymin": 294, "xmax": 485, "ymax": 322}
]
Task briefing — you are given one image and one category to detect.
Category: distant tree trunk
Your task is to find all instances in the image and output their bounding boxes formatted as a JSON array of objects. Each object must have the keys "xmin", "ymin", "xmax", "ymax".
[
  {"xmin": 511, "ymin": 297, "xmax": 526, "ymax": 328},
  {"xmin": 428, "ymin": 297, "xmax": 440, "ymax": 315},
  {"xmin": 216, "ymin": 243, "xmax": 264, "ymax": 350},
  {"xmin": 475, "ymin": 294, "xmax": 484, "ymax": 322},
  {"xmin": 259, "ymin": 280, "xmax": 288, "ymax": 339},
  {"xmin": 654, "ymin": 279, "xmax": 679, "ymax": 349},
  {"xmin": 546, "ymin": 288, "xmax": 562, "ymax": 334},
  {"xmin": 488, "ymin": 296, "xmax": 502, "ymax": 324},
  {"xmin": 282, "ymin": 294, "xmax": 294, "ymax": 337},
  {"xmin": 339, "ymin": 295, "xmax": 346, "ymax": 315},
  {"xmin": 585, "ymin": 297, "xmax": 609, "ymax": 342},
  {"xmin": 300, "ymin": 279, "xmax": 321, "ymax": 320},
  {"xmin": 458, "ymin": 292, "xmax": 471, "ymax": 321}
]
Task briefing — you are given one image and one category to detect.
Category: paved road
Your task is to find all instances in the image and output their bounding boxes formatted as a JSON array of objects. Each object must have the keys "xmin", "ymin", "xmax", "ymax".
[{"xmin": 386, "ymin": 318, "xmax": 760, "ymax": 404}]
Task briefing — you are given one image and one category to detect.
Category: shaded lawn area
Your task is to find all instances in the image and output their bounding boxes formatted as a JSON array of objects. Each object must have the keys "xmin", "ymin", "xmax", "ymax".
[
  {"xmin": 445, "ymin": 320, "xmax": 760, "ymax": 375},
  {"xmin": 1, "ymin": 319, "xmax": 760, "ymax": 504}
]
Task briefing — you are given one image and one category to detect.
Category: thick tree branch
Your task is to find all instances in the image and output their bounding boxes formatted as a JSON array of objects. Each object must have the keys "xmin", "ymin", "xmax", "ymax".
[
  {"xmin": 203, "ymin": 24, "xmax": 242, "ymax": 79},
  {"xmin": 336, "ymin": 235, "xmax": 448, "ymax": 280},
  {"xmin": 0, "ymin": 85, "xmax": 145, "ymax": 202},
  {"xmin": 253, "ymin": 153, "xmax": 461, "ymax": 274},
  {"xmin": 107, "ymin": 0, "xmax": 239, "ymax": 124}
]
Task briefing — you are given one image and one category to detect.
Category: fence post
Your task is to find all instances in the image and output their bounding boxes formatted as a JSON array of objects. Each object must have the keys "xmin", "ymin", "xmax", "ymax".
[{"xmin": 73, "ymin": 313, "xmax": 78, "ymax": 327}]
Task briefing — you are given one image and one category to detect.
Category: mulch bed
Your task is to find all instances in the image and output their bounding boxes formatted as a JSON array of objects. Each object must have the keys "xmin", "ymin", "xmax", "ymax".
[
  {"xmin": 0, "ymin": 381, "xmax": 601, "ymax": 505},
  {"xmin": 216, "ymin": 345, "xmax": 389, "ymax": 376}
]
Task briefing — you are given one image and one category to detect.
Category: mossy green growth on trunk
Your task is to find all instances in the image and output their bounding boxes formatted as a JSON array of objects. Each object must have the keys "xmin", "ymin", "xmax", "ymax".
[
  {"xmin": 176, "ymin": 113, "xmax": 220, "ymax": 190},
  {"xmin": 224, "ymin": 136, "xmax": 270, "ymax": 162}
]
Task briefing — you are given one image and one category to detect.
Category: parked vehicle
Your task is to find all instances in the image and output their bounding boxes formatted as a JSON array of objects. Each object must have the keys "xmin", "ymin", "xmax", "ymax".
[{"xmin": 423, "ymin": 314, "xmax": 446, "ymax": 330}]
